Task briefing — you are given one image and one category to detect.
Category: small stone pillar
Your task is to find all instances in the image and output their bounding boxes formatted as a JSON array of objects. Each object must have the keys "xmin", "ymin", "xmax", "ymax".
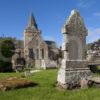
[{"xmin": 57, "ymin": 10, "xmax": 91, "ymax": 89}]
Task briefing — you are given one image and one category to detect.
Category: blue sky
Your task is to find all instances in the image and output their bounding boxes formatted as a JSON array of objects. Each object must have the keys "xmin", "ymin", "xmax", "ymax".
[{"xmin": 0, "ymin": 0, "xmax": 100, "ymax": 47}]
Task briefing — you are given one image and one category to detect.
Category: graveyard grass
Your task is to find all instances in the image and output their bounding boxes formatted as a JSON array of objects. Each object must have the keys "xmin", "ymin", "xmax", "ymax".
[{"xmin": 0, "ymin": 70, "xmax": 100, "ymax": 100}]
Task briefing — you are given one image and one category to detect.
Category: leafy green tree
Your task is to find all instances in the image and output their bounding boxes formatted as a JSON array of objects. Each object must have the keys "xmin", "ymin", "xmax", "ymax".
[
  {"xmin": 0, "ymin": 39, "xmax": 15, "ymax": 58},
  {"xmin": 0, "ymin": 38, "xmax": 15, "ymax": 72}
]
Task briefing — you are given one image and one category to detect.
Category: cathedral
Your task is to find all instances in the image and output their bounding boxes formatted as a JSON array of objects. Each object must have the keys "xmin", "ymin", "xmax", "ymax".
[{"xmin": 23, "ymin": 13, "xmax": 59, "ymax": 69}]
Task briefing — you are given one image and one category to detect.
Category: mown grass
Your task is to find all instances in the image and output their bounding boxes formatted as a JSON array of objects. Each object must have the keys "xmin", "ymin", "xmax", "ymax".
[
  {"xmin": 97, "ymin": 66, "xmax": 100, "ymax": 70},
  {"xmin": 0, "ymin": 70, "xmax": 100, "ymax": 100}
]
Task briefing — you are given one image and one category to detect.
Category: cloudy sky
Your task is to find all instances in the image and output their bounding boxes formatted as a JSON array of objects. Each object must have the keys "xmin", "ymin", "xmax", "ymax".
[{"xmin": 0, "ymin": 0, "xmax": 100, "ymax": 46}]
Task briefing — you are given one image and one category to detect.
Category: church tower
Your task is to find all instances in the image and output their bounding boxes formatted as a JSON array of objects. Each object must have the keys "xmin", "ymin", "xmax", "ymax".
[
  {"xmin": 23, "ymin": 13, "xmax": 49, "ymax": 68},
  {"xmin": 24, "ymin": 13, "xmax": 40, "ymax": 49},
  {"xmin": 24, "ymin": 13, "xmax": 41, "ymax": 67}
]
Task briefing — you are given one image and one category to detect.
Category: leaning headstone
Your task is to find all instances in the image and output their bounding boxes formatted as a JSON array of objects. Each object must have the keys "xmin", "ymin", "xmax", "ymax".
[
  {"xmin": 80, "ymin": 78, "xmax": 88, "ymax": 89},
  {"xmin": 57, "ymin": 10, "xmax": 91, "ymax": 89}
]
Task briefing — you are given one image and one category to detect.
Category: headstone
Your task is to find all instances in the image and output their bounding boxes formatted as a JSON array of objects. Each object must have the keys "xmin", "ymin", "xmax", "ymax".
[
  {"xmin": 80, "ymin": 78, "xmax": 88, "ymax": 89},
  {"xmin": 24, "ymin": 68, "xmax": 31, "ymax": 77},
  {"xmin": 57, "ymin": 10, "xmax": 91, "ymax": 89}
]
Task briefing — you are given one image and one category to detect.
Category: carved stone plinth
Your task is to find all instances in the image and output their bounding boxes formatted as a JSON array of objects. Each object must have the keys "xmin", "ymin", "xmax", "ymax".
[{"xmin": 57, "ymin": 60, "xmax": 91, "ymax": 89}]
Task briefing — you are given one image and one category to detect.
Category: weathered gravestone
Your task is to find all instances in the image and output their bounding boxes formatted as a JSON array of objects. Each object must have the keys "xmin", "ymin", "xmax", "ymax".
[{"xmin": 57, "ymin": 10, "xmax": 91, "ymax": 89}]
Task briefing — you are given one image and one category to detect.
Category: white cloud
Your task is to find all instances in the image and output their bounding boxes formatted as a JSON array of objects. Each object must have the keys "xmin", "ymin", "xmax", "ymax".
[
  {"xmin": 93, "ymin": 12, "xmax": 100, "ymax": 17},
  {"xmin": 87, "ymin": 28, "xmax": 100, "ymax": 43},
  {"xmin": 89, "ymin": 28, "xmax": 100, "ymax": 34},
  {"xmin": 77, "ymin": 0, "xmax": 95, "ymax": 8}
]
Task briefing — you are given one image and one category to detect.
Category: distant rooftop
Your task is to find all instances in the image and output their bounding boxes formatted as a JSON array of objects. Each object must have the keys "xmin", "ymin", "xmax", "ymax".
[
  {"xmin": 45, "ymin": 40, "xmax": 58, "ymax": 49},
  {"xmin": 45, "ymin": 40, "xmax": 55, "ymax": 45}
]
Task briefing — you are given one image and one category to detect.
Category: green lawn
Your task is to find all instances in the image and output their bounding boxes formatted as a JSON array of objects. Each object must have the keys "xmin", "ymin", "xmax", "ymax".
[{"xmin": 0, "ymin": 70, "xmax": 100, "ymax": 100}]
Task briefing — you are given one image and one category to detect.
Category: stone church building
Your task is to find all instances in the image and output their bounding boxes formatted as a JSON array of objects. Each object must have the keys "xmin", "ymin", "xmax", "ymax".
[{"xmin": 23, "ymin": 14, "xmax": 59, "ymax": 69}]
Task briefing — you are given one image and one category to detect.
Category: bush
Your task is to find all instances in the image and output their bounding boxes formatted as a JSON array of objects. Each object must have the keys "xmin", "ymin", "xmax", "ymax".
[{"xmin": 89, "ymin": 65, "xmax": 100, "ymax": 73}]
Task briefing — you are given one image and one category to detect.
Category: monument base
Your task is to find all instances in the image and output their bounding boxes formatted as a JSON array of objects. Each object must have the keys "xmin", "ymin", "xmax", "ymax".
[{"xmin": 57, "ymin": 60, "xmax": 92, "ymax": 89}]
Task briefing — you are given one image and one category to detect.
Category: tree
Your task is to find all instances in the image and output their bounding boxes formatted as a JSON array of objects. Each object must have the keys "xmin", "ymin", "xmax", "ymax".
[
  {"xmin": 0, "ymin": 38, "xmax": 15, "ymax": 72},
  {"xmin": 0, "ymin": 39, "xmax": 15, "ymax": 58}
]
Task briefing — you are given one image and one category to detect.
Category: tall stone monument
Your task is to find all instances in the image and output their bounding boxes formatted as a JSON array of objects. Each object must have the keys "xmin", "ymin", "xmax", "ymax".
[{"xmin": 57, "ymin": 10, "xmax": 91, "ymax": 89}]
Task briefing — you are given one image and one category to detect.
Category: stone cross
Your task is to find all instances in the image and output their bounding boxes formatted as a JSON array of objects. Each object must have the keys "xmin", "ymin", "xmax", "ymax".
[{"xmin": 57, "ymin": 10, "xmax": 91, "ymax": 89}]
